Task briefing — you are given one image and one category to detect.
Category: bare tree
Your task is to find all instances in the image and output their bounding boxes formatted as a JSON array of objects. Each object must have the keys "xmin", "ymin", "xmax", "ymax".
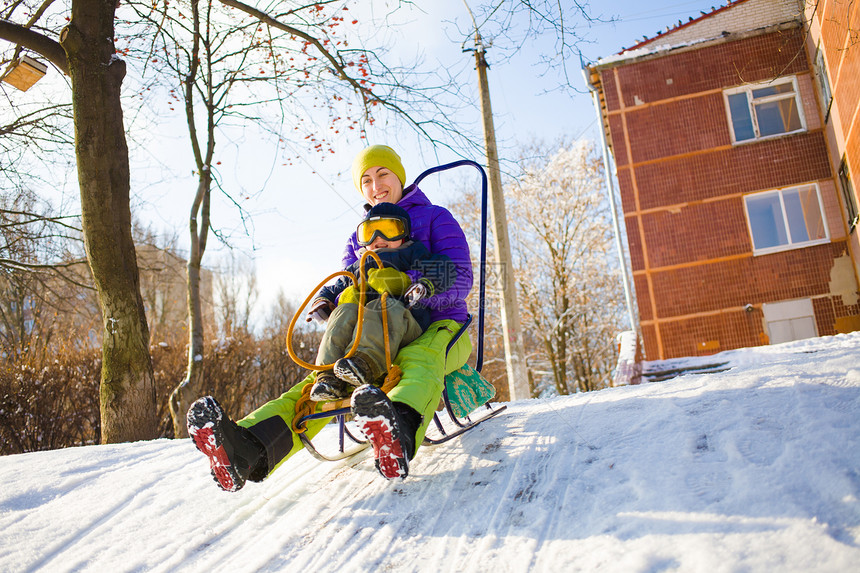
[
  {"xmin": 0, "ymin": 0, "xmax": 158, "ymax": 442},
  {"xmin": 509, "ymin": 140, "xmax": 624, "ymax": 395},
  {"xmin": 212, "ymin": 252, "xmax": 257, "ymax": 339},
  {"xmin": 0, "ymin": 185, "xmax": 91, "ymax": 355}
]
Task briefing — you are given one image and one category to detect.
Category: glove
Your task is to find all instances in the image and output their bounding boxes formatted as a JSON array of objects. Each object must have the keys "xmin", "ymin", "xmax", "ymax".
[
  {"xmin": 367, "ymin": 267, "xmax": 411, "ymax": 296},
  {"xmin": 338, "ymin": 285, "xmax": 361, "ymax": 305},
  {"xmin": 306, "ymin": 298, "xmax": 335, "ymax": 324},
  {"xmin": 404, "ymin": 278, "xmax": 433, "ymax": 308}
]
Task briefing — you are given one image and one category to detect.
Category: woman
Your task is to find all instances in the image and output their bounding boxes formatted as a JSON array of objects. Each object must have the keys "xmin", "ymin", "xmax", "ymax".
[{"xmin": 187, "ymin": 145, "xmax": 473, "ymax": 490}]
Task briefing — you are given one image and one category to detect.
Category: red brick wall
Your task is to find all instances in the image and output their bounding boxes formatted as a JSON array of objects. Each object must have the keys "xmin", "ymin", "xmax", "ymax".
[
  {"xmin": 813, "ymin": 295, "xmax": 860, "ymax": 337},
  {"xmin": 624, "ymin": 93, "xmax": 731, "ymax": 163},
  {"xmin": 634, "ymin": 273, "xmax": 652, "ymax": 322},
  {"xmin": 617, "ymin": 165, "xmax": 635, "ymax": 213},
  {"xmin": 641, "ymin": 323, "xmax": 659, "ymax": 360},
  {"xmin": 806, "ymin": 0, "xmax": 860, "ymax": 288},
  {"xmin": 625, "ymin": 216, "xmax": 645, "ymax": 272},
  {"xmin": 633, "ymin": 126, "xmax": 832, "ymax": 210},
  {"xmin": 647, "ymin": 242, "xmax": 856, "ymax": 358},
  {"xmin": 641, "ymin": 199, "xmax": 751, "ymax": 268},
  {"xmin": 656, "ymin": 295, "xmax": 858, "ymax": 359},
  {"xmin": 819, "ymin": 0, "xmax": 854, "ymax": 72},
  {"xmin": 833, "ymin": 6, "xmax": 860, "ymax": 150},
  {"xmin": 602, "ymin": 68, "xmax": 621, "ymax": 115},
  {"xmin": 650, "ymin": 243, "xmax": 846, "ymax": 318},
  {"xmin": 608, "ymin": 115, "xmax": 628, "ymax": 167},
  {"xmin": 659, "ymin": 310, "xmax": 764, "ymax": 358}
]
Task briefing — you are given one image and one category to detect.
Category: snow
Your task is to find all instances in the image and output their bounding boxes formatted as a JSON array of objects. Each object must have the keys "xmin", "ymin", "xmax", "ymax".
[{"xmin": 2, "ymin": 333, "xmax": 860, "ymax": 572}]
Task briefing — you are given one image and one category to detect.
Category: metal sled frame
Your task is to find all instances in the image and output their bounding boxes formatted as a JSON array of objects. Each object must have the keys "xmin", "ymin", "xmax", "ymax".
[{"xmin": 296, "ymin": 160, "xmax": 506, "ymax": 462}]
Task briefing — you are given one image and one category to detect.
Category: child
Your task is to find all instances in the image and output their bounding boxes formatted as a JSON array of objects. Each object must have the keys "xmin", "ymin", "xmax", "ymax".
[{"xmin": 307, "ymin": 202, "xmax": 455, "ymax": 401}]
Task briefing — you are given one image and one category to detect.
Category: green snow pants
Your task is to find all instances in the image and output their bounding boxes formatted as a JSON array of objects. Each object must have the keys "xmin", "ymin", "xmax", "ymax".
[
  {"xmin": 238, "ymin": 318, "xmax": 472, "ymax": 475},
  {"xmin": 316, "ymin": 298, "xmax": 423, "ymax": 379}
]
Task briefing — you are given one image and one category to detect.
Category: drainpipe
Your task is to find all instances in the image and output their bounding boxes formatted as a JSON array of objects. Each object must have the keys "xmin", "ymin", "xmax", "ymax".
[{"xmin": 582, "ymin": 64, "xmax": 639, "ymax": 336}]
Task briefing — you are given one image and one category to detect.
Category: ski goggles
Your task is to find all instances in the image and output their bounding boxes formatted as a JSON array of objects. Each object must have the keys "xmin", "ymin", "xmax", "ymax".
[{"xmin": 356, "ymin": 215, "xmax": 409, "ymax": 246}]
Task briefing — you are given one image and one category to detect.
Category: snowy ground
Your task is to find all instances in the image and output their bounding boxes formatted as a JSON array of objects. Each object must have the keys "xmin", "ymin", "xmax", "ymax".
[{"xmin": 2, "ymin": 332, "xmax": 860, "ymax": 572}]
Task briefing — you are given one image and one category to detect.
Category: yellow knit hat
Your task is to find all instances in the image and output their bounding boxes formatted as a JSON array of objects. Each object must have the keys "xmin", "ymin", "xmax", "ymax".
[{"xmin": 351, "ymin": 145, "xmax": 406, "ymax": 192}]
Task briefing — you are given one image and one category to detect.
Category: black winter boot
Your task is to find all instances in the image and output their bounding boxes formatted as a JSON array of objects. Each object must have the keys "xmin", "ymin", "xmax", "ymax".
[
  {"xmin": 187, "ymin": 396, "xmax": 267, "ymax": 492},
  {"xmin": 310, "ymin": 372, "xmax": 352, "ymax": 401},
  {"xmin": 334, "ymin": 354, "xmax": 380, "ymax": 387},
  {"xmin": 350, "ymin": 385, "xmax": 419, "ymax": 479},
  {"xmin": 393, "ymin": 402, "xmax": 422, "ymax": 455}
]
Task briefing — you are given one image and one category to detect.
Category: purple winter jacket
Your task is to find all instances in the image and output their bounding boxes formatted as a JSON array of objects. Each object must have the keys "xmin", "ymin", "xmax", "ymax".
[{"xmin": 340, "ymin": 185, "xmax": 473, "ymax": 324}]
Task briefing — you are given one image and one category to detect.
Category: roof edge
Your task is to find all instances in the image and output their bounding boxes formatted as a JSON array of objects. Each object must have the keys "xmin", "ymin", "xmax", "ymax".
[
  {"xmin": 586, "ymin": 20, "xmax": 802, "ymax": 72},
  {"xmin": 624, "ymin": 0, "xmax": 751, "ymax": 54}
]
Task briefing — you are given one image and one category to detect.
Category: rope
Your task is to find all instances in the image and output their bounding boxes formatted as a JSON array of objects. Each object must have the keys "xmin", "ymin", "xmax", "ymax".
[
  {"xmin": 378, "ymin": 290, "xmax": 403, "ymax": 393},
  {"xmin": 288, "ymin": 250, "xmax": 404, "ymax": 433},
  {"xmin": 292, "ymin": 383, "xmax": 318, "ymax": 433}
]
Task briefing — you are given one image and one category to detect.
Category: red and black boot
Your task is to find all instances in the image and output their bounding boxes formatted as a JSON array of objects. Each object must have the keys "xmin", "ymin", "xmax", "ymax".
[
  {"xmin": 187, "ymin": 396, "xmax": 266, "ymax": 492},
  {"xmin": 350, "ymin": 385, "xmax": 419, "ymax": 480}
]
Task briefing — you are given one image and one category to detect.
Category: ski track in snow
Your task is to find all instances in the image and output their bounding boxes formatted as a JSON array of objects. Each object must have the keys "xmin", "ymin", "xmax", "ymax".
[{"xmin": 1, "ymin": 333, "xmax": 860, "ymax": 572}]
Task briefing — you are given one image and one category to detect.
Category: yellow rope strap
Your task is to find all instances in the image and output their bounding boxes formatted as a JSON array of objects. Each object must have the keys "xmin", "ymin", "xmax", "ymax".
[{"xmin": 287, "ymin": 250, "xmax": 404, "ymax": 433}]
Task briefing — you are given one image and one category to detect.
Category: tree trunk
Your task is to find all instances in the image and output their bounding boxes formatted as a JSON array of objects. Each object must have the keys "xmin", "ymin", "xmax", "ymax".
[
  {"xmin": 61, "ymin": 0, "xmax": 157, "ymax": 443},
  {"xmin": 168, "ymin": 0, "xmax": 214, "ymax": 436},
  {"xmin": 169, "ymin": 174, "xmax": 210, "ymax": 438},
  {"xmin": 526, "ymin": 367, "xmax": 537, "ymax": 398},
  {"xmin": 168, "ymin": 261, "xmax": 205, "ymax": 438}
]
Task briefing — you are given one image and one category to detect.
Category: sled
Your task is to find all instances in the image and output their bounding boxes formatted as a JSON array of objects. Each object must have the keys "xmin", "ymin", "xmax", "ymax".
[{"xmin": 291, "ymin": 160, "xmax": 506, "ymax": 462}]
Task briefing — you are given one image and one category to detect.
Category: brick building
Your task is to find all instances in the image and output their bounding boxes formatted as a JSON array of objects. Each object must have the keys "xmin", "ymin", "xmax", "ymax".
[{"xmin": 587, "ymin": 0, "xmax": 860, "ymax": 360}]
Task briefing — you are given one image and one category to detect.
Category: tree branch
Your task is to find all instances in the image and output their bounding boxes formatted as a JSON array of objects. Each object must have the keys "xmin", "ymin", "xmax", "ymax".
[
  {"xmin": 217, "ymin": 0, "xmax": 442, "ymax": 143},
  {"xmin": 218, "ymin": 0, "xmax": 372, "ymax": 95},
  {"xmin": 0, "ymin": 19, "xmax": 68, "ymax": 74}
]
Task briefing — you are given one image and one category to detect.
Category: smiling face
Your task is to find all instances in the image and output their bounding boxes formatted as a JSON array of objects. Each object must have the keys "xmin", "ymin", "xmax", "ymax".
[{"xmin": 360, "ymin": 166, "xmax": 404, "ymax": 205}]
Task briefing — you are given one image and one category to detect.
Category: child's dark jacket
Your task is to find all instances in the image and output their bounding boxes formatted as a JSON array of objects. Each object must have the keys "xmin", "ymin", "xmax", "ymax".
[{"xmin": 315, "ymin": 239, "xmax": 455, "ymax": 330}]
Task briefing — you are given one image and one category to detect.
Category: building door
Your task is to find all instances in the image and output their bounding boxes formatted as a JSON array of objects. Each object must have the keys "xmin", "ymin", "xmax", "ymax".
[{"xmin": 762, "ymin": 298, "xmax": 818, "ymax": 344}]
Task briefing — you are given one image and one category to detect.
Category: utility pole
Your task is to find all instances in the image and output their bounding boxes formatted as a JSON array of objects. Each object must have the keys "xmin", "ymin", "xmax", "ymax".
[{"xmin": 467, "ymin": 32, "xmax": 531, "ymax": 401}]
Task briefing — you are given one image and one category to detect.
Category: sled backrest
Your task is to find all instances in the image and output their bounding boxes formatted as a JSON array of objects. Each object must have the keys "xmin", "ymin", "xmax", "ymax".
[
  {"xmin": 410, "ymin": 160, "xmax": 489, "ymax": 372},
  {"xmin": 410, "ymin": 161, "xmax": 507, "ymax": 443}
]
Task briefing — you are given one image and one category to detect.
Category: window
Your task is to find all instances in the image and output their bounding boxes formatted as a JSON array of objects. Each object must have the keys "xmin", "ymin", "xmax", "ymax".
[
  {"xmin": 724, "ymin": 77, "xmax": 806, "ymax": 143},
  {"xmin": 744, "ymin": 184, "xmax": 829, "ymax": 254},
  {"xmin": 814, "ymin": 44, "xmax": 833, "ymax": 118},
  {"xmin": 838, "ymin": 158, "xmax": 858, "ymax": 234}
]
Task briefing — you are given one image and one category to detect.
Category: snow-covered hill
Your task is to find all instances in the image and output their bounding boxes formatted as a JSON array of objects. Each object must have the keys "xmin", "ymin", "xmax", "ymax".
[{"xmin": 2, "ymin": 333, "xmax": 860, "ymax": 572}]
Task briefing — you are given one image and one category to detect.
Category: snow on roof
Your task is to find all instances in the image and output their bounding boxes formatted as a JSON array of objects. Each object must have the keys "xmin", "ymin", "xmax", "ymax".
[
  {"xmin": 621, "ymin": 0, "xmax": 743, "ymax": 53},
  {"xmin": 595, "ymin": 36, "xmax": 712, "ymax": 67},
  {"xmin": 593, "ymin": 0, "xmax": 804, "ymax": 68}
]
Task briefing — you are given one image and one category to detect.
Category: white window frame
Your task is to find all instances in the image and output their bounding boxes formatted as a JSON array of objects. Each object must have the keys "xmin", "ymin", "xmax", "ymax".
[
  {"xmin": 723, "ymin": 77, "xmax": 807, "ymax": 144},
  {"xmin": 742, "ymin": 183, "xmax": 830, "ymax": 256}
]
